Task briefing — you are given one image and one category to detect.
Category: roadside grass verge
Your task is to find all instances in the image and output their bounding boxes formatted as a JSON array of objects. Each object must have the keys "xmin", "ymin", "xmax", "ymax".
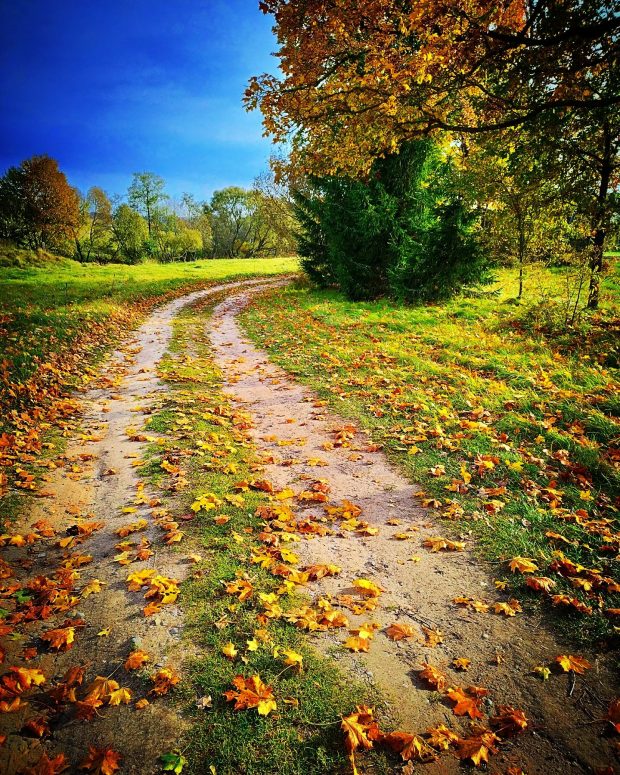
[
  {"xmin": 239, "ymin": 266, "xmax": 620, "ymax": 647},
  {"xmin": 143, "ymin": 297, "xmax": 389, "ymax": 775},
  {"xmin": 0, "ymin": 257, "xmax": 297, "ymax": 517}
]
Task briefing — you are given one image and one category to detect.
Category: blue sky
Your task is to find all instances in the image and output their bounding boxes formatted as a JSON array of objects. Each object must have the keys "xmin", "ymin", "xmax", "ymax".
[{"xmin": 0, "ymin": 1, "xmax": 279, "ymax": 202}]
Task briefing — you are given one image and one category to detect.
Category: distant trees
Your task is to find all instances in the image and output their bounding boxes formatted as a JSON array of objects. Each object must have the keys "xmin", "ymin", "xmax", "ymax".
[
  {"xmin": 180, "ymin": 193, "xmax": 213, "ymax": 255},
  {"xmin": 110, "ymin": 204, "xmax": 149, "ymax": 264},
  {"xmin": 207, "ymin": 185, "xmax": 295, "ymax": 258},
  {"xmin": 127, "ymin": 172, "xmax": 166, "ymax": 237},
  {"xmin": 153, "ymin": 212, "xmax": 203, "ymax": 263},
  {"xmin": 0, "ymin": 155, "xmax": 79, "ymax": 250},
  {"xmin": 0, "ymin": 157, "xmax": 296, "ymax": 264},
  {"xmin": 73, "ymin": 187, "xmax": 113, "ymax": 263}
]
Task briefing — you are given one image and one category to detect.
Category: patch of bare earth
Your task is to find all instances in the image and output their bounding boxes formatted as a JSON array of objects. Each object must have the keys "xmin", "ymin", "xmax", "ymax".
[
  {"xmin": 208, "ymin": 288, "xmax": 618, "ymax": 775},
  {"xmin": 0, "ymin": 278, "xmax": 284, "ymax": 774}
]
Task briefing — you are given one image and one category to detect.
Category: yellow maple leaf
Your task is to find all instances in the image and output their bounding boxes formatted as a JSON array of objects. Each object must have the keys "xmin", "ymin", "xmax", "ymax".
[
  {"xmin": 108, "ymin": 687, "xmax": 132, "ymax": 706},
  {"xmin": 508, "ymin": 556, "xmax": 538, "ymax": 574},
  {"xmin": 222, "ymin": 642, "xmax": 238, "ymax": 660},
  {"xmin": 352, "ymin": 578, "xmax": 383, "ymax": 598}
]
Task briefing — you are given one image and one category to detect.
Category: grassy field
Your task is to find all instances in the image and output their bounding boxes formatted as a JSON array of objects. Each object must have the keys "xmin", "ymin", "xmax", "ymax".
[
  {"xmin": 240, "ymin": 264, "xmax": 620, "ymax": 646},
  {"xmin": 0, "ymin": 254, "xmax": 297, "ymax": 512}
]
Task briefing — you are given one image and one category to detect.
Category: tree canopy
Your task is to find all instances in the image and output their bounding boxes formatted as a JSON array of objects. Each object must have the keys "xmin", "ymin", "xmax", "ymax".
[{"xmin": 246, "ymin": 0, "xmax": 619, "ymax": 178}]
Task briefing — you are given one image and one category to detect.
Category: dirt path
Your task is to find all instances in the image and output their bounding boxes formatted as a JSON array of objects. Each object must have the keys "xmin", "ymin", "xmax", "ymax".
[
  {"xmin": 208, "ymin": 288, "xmax": 617, "ymax": 775},
  {"xmin": 0, "ymin": 278, "xmax": 285, "ymax": 774}
]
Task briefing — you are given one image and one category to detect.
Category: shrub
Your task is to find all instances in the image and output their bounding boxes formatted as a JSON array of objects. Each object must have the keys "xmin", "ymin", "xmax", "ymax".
[{"xmin": 293, "ymin": 141, "xmax": 491, "ymax": 303}]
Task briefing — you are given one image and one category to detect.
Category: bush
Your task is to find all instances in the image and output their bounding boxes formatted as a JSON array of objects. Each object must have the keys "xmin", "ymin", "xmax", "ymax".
[{"xmin": 293, "ymin": 141, "xmax": 491, "ymax": 303}]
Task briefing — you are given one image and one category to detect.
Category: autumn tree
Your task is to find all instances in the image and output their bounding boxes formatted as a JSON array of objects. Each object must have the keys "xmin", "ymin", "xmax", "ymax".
[
  {"xmin": 128, "ymin": 172, "xmax": 167, "ymax": 237},
  {"xmin": 0, "ymin": 155, "xmax": 79, "ymax": 250},
  {"xmin": 249, "ymin": 0, "xmax": 618, "ymax": 308},
  {"xmin": 247, "ymin": 0, "xmax": 619, "ymax": 178},
  {"xmin": 456, "ymin": 136, "xmax": 560, "ymax": 299},
  {"xmin": 532, "ymin": 106, "xmax": 620, "ymax": 308}
]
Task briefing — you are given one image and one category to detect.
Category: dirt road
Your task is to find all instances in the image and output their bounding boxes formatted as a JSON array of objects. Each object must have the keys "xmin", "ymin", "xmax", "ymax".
[
  {"xmin": 208, "ymin": 287, "xmax": 618, "ymax": 775},
  {"xmin": 1, "ymin": 279, "xmax": 616, "ymax": 774},
  {"xmin": 0, "ymin": 278, "xmax": 283, "ymax": 774}
]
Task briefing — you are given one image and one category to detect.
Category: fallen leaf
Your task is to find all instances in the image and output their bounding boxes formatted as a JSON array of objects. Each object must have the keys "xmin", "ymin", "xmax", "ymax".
[
  {"xmin": 555, "ymin": 654, "xmax": 592, "ymax": 674},
  {"xmin": 418, "ymin": 662, "xmax": 447, "ymax": 690},
  {"xmin": 386, "ymin": 623, "xmax": 416, "ymax": 641},
  {"xmin": 222, "ymin": 642, "xmax": 238, "ymax": 660},
  {"xmin": 508, "ymin": 557, "xmax": 538, "ymax": 574},
  {"xmin": 223, "ymin": 674, "xmax": 277, "ymax": 716},
  {"xmin": 160, "ymin": 751, "xmax": 188, "ymax": 774},
  {"xmin": 446, "ymin": 687, "xmax": 485, "ymax": 719},
  {"xmin": 124, "ymin": 650, "xmax": 151, "ymax": 670},
  {"xmin": 78, "ymin": 746, "xmax": 121, "ymax": 775}
]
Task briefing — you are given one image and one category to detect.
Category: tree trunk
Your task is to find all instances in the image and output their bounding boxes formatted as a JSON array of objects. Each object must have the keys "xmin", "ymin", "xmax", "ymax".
[
  {"xmin": 74, "ymin": 238, "xmax": 85, "ymax": 263},
  {"xmin": 587, "ymin": 119, "xmax": 612, "ymax": 310},
  {"xmin": 517, "ymin": 208, "xmax": 525, "ymax": 300}
]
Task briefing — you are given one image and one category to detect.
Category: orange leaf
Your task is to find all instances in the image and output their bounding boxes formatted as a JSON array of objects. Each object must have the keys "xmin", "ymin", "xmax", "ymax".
[
  {"xmin": 446, "ymin": 687, "xmax": 485, "ymax": 719},
  {"xmin": 78, "ymin": 746, "xmax": 122, "ymax": 775},
  {"xmin": 41, "ymin": 626, "xmax": 75, "ymax": 651},
  {"xmin": 421, "ymin": 626, "xmax": 443, "ymax": 647},
  {"xmin": 418, "ymin": 663, "xmax": 447, "ymax": 691},
  {"xmin": 223, "ymin": 674, "xmax": 277, "ymax": 715},
  {"xmin": 490, "ymin": 705, "xmax": 528, "ymax": 736},
  {"xmin": 555, "ymin": 654, "xmax": 592, "ymax": 674},
  {"xmin": 526, "ymin": 576, "xmax": 556, "ymax": 593},
  {"xmin": 380, "ymin": 731, "xmax": 436, "ymax": 762},
  {"xmin": 386, "ymin": 623, "xmax": 416, "ymax": 641},
  {"xmin": 456, "ymin": 730, "xmax": 499, "ymax": 765},
  {"xmin": 425, "ymin": 724, "xmax": 458, "ymax": 750},
  {"xmin": 150, "ymin": 667, "xmax": 180, "ymax": 696},
  {"xmin": 124, "ymin": 650, "xmax": 151, "ymax": 670}
]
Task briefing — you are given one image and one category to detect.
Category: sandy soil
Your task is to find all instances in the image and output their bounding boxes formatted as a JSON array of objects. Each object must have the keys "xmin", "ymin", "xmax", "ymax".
[{"xmin": 207, "ymin": 288, "xmax": 619, "ymax": 775}]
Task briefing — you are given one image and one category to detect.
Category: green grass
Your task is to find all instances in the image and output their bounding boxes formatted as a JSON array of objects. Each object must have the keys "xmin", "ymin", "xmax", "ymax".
[
  {"xmin": 0, "ymin": 255, "xmax": 297, "ymax": 312},
  {"xmin": 240, "ymin": 265, "xmax": 620, "ymax": 647},
  {"xmin": 143, "ymin": 296, "xmax": 390, "ymax": 775}
]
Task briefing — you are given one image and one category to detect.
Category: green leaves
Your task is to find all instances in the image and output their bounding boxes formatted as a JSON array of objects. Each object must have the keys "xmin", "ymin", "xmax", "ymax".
[{"xmin": 160, "ymin": 751, "xmax": 187, "ymax": 774}]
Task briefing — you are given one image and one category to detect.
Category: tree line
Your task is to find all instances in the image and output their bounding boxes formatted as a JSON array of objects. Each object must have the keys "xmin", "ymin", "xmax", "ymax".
[
  {"xmin": 0, "ymin": 157, "xmax": 296, "ymax": 263},
  {"xmin": 248, "ymin": 0, "xmax": 619, "ymax": 310}
]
